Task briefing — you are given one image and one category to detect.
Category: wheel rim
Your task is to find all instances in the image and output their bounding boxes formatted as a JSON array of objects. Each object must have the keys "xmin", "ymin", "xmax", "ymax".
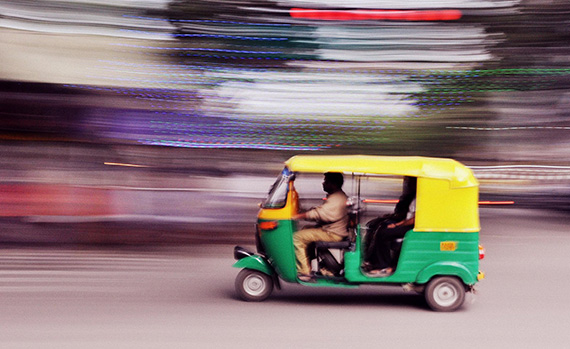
[
  {"xmin": 433, "ymin": 282, "xmax": 459, "ymax": 307},
  {"xmin": 243, "ymin": 274, "xmax": 267, "ymax": 296}
]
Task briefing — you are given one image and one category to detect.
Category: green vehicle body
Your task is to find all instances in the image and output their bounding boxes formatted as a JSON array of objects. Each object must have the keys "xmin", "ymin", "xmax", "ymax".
[{"xmin": 233, "ymin": 220, "xmax": 480, "ymax": 287}]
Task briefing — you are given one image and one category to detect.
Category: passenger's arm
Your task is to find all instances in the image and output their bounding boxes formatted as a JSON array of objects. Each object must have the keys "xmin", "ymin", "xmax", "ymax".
[{"xmin": 388, "ymin": 216, "xmax": 415, "ymax": 229}]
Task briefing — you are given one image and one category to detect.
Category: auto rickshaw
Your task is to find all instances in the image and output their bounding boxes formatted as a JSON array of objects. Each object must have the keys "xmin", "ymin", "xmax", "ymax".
[{"xmin": 233, "ymin": 155, "xmax": 485, "ymax": 311}]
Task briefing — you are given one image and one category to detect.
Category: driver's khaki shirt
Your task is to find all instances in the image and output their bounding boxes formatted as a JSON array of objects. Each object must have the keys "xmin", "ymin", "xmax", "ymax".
[{"xmin": 305, "ymin": 190, "xmax": 349, "ymax": 237}]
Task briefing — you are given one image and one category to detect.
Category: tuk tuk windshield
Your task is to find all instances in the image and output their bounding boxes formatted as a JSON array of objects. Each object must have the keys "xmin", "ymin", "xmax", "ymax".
[{"xmin": 261, "ymin": 168, "xmax": 294, "ymax": 209}]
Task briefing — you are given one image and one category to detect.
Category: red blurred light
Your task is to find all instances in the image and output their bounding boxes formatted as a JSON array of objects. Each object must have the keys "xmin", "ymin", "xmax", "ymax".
[
  {"xmin": 479, "ymin": 201, "xmax": 515, "ymax": 205},
  {"xmin": 362, "ymin": 199, "xmax": 399, "ymax": 204},
  {"xmin": 290, "ymin": 8, "xmax": 462, "ymax": 21},
  {"xmin": 363, "ymin": 199, "xmax": 514, "ymax": 205}
]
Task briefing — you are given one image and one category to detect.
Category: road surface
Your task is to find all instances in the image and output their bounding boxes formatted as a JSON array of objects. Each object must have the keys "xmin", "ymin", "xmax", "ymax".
[{"xmin": 0, "ymin": 208, "xmax": 569, "ymax": 348}]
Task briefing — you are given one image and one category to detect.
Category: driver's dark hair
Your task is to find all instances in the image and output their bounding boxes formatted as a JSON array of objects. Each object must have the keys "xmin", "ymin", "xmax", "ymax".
[{"xmin": 324, "ymin": 172, "xmax": 344, "ymax": 188}]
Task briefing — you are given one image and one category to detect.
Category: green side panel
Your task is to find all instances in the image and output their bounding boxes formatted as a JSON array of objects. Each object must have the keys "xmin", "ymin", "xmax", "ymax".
[
  {"xmin": 345, "ymin": 230, "xmax": 479, "ymax": 285},
  {"xmin": 344, "ymin": 231, "xmax": 367, "ymax": 282},
  {"xmin": 232, "ymin": 255, "xmax": 274, "ymax": 276},
  {"xmin": 259, "ymin": 220, "xmax": 298, "ymax": 282},
  {"xmin": 399, "ymin": 231, "xmax": 479, "ymax": 285}
]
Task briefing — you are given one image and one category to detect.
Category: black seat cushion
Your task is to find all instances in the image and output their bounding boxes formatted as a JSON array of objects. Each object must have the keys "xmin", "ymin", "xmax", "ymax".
[{"xmin": 315, "ymin": 239, "xmax": 352, "ymax": 250}]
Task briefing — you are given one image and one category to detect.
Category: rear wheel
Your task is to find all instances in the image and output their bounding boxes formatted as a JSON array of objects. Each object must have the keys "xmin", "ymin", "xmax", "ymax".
[
  {"xmin": 424, "ymin": 276, "xmax": 466, "ymax": 312},
  {"xmin": 235, "ymin": 269, "xmax": 273, "ymax": 302}
]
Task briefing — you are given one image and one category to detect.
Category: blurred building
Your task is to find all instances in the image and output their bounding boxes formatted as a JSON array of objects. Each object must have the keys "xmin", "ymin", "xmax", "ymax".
[
  {"xmin": 1, "ymin": 0, "xmax": 569, "ymax": 161},
  {"xmin": 0, "ymin": 1, "xmax": 568, "ymax": 241}
]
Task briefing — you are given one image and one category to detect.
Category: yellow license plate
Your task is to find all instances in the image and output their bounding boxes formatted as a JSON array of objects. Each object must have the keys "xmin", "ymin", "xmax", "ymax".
[{"xmin": 440, "ymin": 241, "xmax": 457, "ymax": 251}]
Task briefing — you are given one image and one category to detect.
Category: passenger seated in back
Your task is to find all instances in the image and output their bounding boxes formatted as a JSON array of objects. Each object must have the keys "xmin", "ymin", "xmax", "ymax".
[{"xmin": 363, "ymin": 176, "xmax": 417, "ymax": 276}]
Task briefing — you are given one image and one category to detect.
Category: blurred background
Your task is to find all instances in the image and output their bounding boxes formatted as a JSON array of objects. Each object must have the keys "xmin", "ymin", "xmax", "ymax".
[{"xmin": 0, "ymin": 0, "xmax": 568, "ymax": 245}]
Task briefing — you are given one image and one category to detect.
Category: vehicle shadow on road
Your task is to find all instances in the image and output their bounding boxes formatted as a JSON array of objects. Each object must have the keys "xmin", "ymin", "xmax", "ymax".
[
  {"xmin": 272, "ymin": 293, "xmax": 426, "ymax": 310},
  {"xmin": 224, "ymin": 286, "xmax": 427, "ymax": 310}
]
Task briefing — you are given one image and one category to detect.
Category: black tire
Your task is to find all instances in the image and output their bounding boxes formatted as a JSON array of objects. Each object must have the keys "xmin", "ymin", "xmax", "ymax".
[
  {"xmin": 424, "ymin": 276, "xmax": 466, "ymax": 312},
  {"xmin": 235, "ymin": 269, "xmax": 273, "ymax": 302}
]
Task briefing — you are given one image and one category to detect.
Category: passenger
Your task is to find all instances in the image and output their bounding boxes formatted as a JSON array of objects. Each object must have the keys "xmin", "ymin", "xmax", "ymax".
[
  {"xmin": 363, "ymin": 176, "xmax": 417, "ymax": 276},
  {"xmin": 293, "ymin": 172, "xmax": 349, "ymax": 282}
]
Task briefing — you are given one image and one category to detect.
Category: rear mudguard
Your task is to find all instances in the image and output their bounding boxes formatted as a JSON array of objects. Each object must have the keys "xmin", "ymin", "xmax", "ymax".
[
  {"xmin": 232, "ymin": 255, "xmax": 275, "ymax": 276},
  {"xmin": 416, "ymin": 262, "xmax": 477, "ymax": 285}
]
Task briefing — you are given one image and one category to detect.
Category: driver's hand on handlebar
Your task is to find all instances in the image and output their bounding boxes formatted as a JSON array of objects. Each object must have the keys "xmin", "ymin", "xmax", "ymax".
[{"xmin": 293, "ymin": 212, "xmax": 307, "ymax": 220}]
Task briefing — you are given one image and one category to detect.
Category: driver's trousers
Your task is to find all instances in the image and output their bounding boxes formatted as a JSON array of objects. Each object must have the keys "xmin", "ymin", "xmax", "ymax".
[{"xmin": 293, "ymin": 228, "xmax": 344, "ymax": 276}]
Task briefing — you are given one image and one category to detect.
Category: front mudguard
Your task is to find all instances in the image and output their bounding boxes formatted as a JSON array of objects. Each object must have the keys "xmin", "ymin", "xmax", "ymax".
[
  {"xmin": 233, "ymin": 255, "xmax": 275, "ymax": 276},
  {"xmin": 233, "ymin": 245, "xmax": 281, "ymax": 289},
  {"xmin": 233, "ymin": 246, "xmax": 275, "ymax": 276}
]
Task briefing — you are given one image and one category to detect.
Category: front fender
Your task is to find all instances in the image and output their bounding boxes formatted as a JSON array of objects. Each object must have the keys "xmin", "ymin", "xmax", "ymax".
[
  {"xmin": 416, "ymin": 262, "xmax": 476, "ymax": 285},
  {"xmin": 232, "ymin": 255, "xmax": 274, "ymax": 276}
]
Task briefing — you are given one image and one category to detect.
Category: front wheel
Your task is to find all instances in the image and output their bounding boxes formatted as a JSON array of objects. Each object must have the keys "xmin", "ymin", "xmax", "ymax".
[
  {"xmin": 235, "ymin": 269, "xmax": 273, "ymax": 302},
  {"xmin": 424, "ymin": 276, "xmax": 466, "ymax": 312}
]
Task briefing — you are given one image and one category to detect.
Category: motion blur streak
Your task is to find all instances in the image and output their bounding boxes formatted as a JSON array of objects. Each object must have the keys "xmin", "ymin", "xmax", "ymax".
[
  {"xmin": 0, "ymin": 0, "xmax": 547, "ymax": 152},
  {"xmin": 289, "ymin": 8, "xmax": 463, "ymax": 21},
  {"xmin": 104, "ymin": 162, "xmax": 149, "ymax": 168},
  {"xmin": 0, "ymin": 0, "xmax": 568, "ymax": 246},
  {"xmin": 1, "ymin": 2, "xmax": 569, "ymax": 347}
]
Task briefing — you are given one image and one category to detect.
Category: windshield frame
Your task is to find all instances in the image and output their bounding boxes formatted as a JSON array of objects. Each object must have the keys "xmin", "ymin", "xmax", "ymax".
[{"xmin": 261, "ymin": 167, "xmax": 295, "ymax": 209}]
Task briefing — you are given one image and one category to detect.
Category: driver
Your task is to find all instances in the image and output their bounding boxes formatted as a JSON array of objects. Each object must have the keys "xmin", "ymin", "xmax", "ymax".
[{"xmin": 293, "ymin": 172, "xmax": 349, "ymax": 282}]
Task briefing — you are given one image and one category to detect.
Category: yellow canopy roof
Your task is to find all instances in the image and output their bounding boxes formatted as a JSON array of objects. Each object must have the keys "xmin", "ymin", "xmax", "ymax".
[{"xmin": 285, "ymin": 155, "xmax": 478, "ymax": 188}]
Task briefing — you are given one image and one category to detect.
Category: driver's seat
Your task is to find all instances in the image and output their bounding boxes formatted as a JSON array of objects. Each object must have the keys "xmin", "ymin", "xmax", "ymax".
[
  {"xmin": 314, "ymin": 239, "xmax": 352, "ymax": 276},
  {"xmin": 312, "ymin": 201, "xmax": 358, "ymax": 277}
]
